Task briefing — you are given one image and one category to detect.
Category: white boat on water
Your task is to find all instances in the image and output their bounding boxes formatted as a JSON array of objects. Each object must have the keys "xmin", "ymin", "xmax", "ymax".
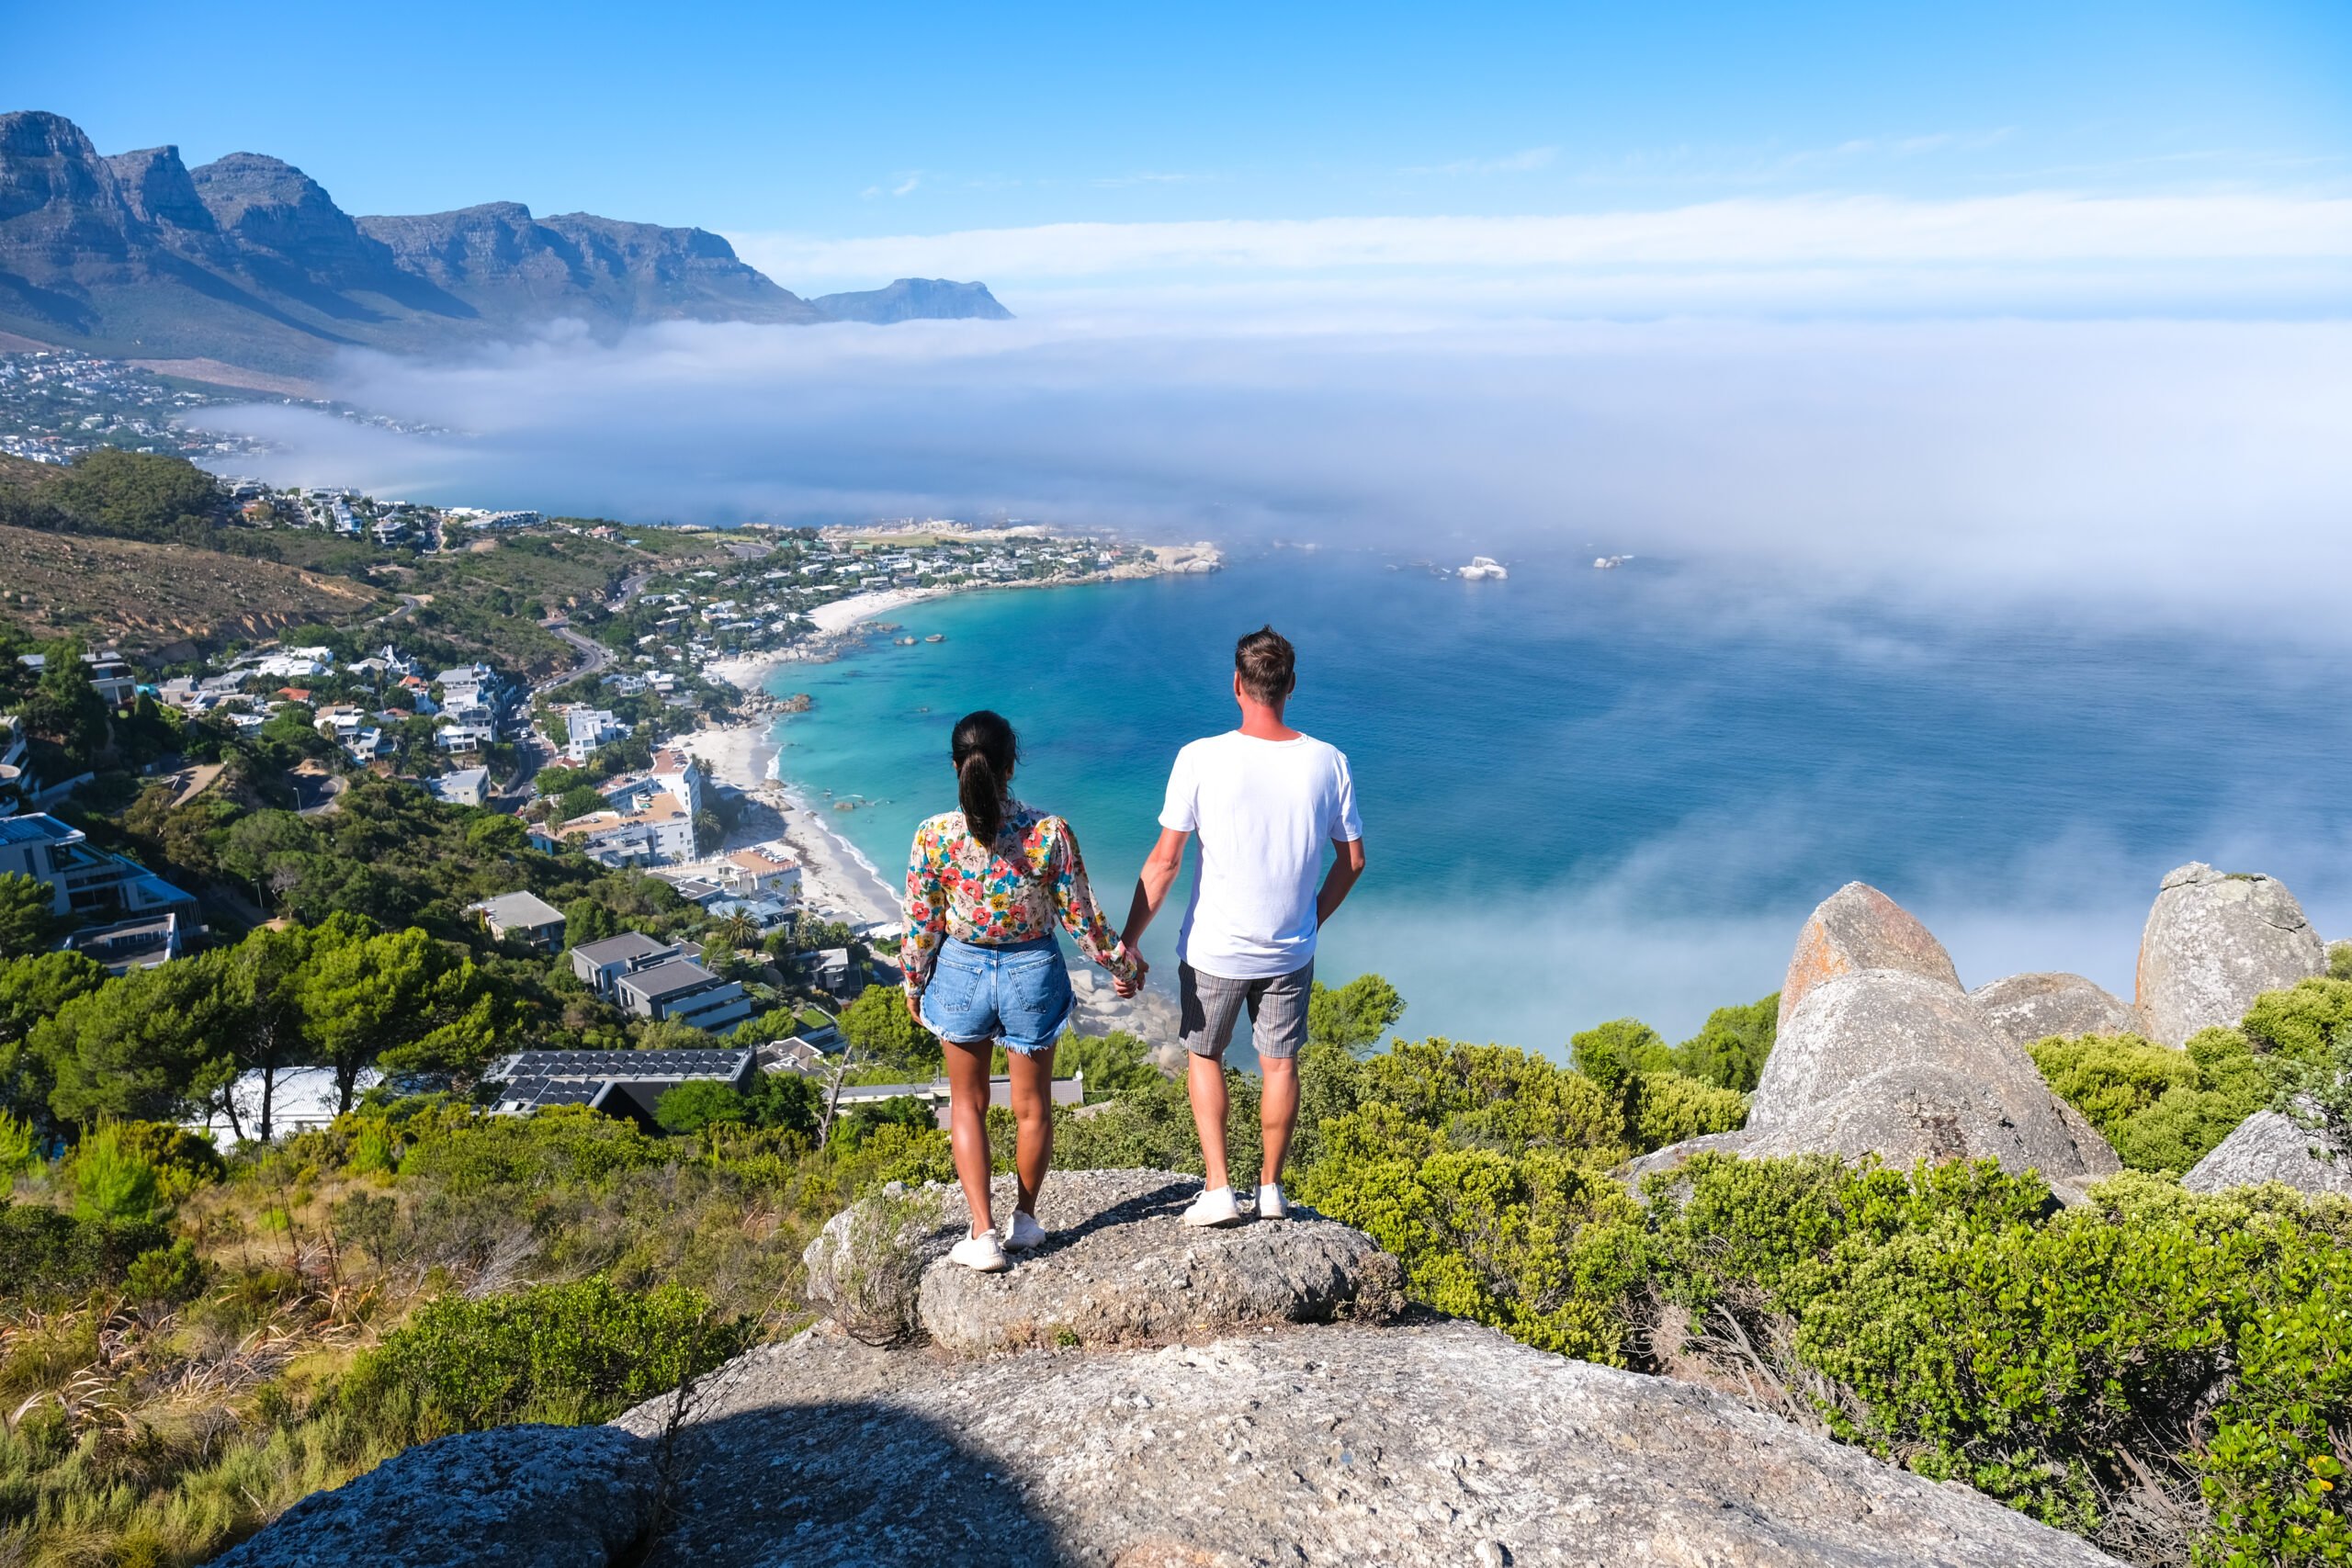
[{"xmin": 1458, "ymin": 556, "xmax": 1508, "ymax": 581}]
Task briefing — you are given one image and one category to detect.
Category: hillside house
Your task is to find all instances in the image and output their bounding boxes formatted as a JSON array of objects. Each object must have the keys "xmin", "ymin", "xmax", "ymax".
[
  {"xmin": 482, "ymin": 1047, "xmax": 753, "ymax": 1126},
  {"xmin": 568, "ymin": 931, "xmax": 686, "ymax": 999},
  {"xmin": 0, "ymin": 813, "xmax": 198, "ymax": 921},
  {"xmin": 467, "ymin": 890, "xmax": 567, "ymax": 951},
  {"xmin": 612, "ymin": 957, "xmax": 753, "ymax": 1033}
]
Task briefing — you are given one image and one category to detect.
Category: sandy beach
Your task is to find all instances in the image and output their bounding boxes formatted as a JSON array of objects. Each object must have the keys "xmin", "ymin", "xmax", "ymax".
[{"xmin": 676, "ymin": 725, "xmax": 900, "ymax": 926}]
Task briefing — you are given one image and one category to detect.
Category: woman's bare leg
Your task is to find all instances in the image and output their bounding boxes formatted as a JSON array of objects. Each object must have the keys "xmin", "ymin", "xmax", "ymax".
[
  {"xmin": 1006, "ymin": 1045, "xmax": 1057, "ymax": 1216},
  {"xmin": 942, "ymin": 1035, "xmax": 996, "ymax": 1236}
]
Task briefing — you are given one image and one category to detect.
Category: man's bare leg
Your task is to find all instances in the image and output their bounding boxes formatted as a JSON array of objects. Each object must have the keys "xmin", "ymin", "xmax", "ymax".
[
  {"xmin": 1187, "ymin": 1050, "xmax": 1230, "ymax": 1191},
  {"xmin": 1259, "ymin": 1056, "xmax": 1298, "ymax": 1188}
]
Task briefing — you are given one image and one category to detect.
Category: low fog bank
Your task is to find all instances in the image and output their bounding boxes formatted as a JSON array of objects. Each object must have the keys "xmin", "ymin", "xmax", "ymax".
[
  {"xmin": 188, "ymin": 311, "xmax": 2352, "ymax": 634},
  {"xmin": 1336, "ymin": 818, "xmax": 2352, "ymax": 1050}
]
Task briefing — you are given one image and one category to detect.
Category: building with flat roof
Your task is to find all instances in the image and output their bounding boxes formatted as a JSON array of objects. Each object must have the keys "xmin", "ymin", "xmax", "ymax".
[
  {"xmin": 0, "ymin": 813, "xmax": 198, "ymax": 921},
  {"xmin": 430, "ymin": 767, "xmax": 490, "ymax": 807},
  {"xmin": 612, "ymin": 957, "xmax": 753, "ymax": 1033},
  {"xmin": 65, "ymin": 910, "xmax": 183, "ymax": 974},
  {"xmin": 568, "ymin": 931, "xmax": 685, "ymax": 999}
]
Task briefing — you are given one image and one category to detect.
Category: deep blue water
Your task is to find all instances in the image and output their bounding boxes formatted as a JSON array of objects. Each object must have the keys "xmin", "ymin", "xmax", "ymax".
[{"xmin": 765, "ymin": 548, "xmax": 2351, "ymax": 1051}]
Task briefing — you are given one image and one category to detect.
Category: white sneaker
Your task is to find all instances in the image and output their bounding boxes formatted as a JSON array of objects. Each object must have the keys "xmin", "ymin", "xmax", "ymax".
[
  {"xmin": 949, "ymin": 1231, "xmax": 1010, "ymax": 1272},
  {"xmin": 1256, "ymin": 1183, "xmax": 1288, "ymax": 1220},
  {"xmin": 1002, "ymin": 1211, "xmax": 1048, "ymax": 1251},
  {"xmin": 1182, "ymin": 1186, "xmax": 1243, "ymax": 1228}
]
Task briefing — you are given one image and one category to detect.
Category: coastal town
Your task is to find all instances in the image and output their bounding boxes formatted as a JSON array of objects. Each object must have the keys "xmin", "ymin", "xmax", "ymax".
[{"xmin": 0, "ymin": 409, "xmax": 1217, "ymax": 1135}]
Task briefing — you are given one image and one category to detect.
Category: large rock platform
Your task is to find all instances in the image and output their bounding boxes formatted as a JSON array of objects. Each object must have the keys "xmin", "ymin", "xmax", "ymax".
[
  {"xmin": 612, "ymin": 1317, "xmax": 2120, "ymax": 1567},
  {"xmin": 805, "ymin": 1168, "xmax": 1402, "ymax": 1352}
]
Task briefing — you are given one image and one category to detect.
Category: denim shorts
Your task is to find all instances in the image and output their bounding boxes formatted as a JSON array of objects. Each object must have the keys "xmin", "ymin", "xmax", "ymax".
[{"xmin": 918, "ymin": 935, "xmax": 1074, "ymax": 1055}]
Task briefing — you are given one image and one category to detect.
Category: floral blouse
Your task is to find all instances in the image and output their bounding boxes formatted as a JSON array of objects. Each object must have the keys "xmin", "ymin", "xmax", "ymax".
[{"xmin": 901, "ymin": 801, "xmax": 1139, "ymax": 1001}]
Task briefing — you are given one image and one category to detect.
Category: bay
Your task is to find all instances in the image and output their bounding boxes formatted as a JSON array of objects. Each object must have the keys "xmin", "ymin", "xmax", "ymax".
[{"xmin": 763, "ymin": 547, "xmax": 2351, "ymax": 1052}]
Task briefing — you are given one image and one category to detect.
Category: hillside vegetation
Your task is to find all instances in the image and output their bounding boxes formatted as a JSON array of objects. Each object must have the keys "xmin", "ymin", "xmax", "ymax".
[{"xmin": 0, "ymin": 959, "xmax": 2346, "ymax": 1567}]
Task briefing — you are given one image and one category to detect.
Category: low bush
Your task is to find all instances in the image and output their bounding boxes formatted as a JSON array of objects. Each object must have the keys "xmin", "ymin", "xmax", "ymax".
[
  {"xmin": 2028, "ymin": 1028, "xmax": 2277, "ymax": 1172},
  {"xmin": 352, "ymin": 1276, "xmax": 751, "ymax": 1429},
  {"xmin": 0, "ymin": 1202, "xmax": 169, "ymax": 1301}
]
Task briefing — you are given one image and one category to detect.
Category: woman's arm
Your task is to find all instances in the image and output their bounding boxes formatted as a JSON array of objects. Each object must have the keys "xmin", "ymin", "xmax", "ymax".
[
  {"xmin": 1049, "ymin": 821, "xmax": 1143, "ymax": 993},
  {"xmin": 900, "ymin": 824, "xmax": 948, "ymax": 1011}
]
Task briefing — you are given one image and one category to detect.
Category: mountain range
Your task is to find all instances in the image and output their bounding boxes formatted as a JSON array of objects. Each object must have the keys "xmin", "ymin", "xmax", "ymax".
[{"xmin": 0, "ymin": 110, "xmax": 1011, "ymax": 378}]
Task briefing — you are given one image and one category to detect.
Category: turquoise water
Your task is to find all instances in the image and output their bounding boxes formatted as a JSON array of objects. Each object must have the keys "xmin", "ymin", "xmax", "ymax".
[{"xmin": 766, "ymin": 549, "xmax": 2352, "ymax": 1052}]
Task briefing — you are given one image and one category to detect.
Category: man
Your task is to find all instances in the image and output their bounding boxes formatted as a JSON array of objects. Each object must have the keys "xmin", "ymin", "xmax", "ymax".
[{"xmin": 1123, "ymin": 626, "xmax": 1366, "ymax": 1226}]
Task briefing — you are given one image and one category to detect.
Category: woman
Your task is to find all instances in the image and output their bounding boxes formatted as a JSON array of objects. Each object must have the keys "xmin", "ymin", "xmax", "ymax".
[{"xmin": 901, "ymin": 710, "xmax": 1145, "ymax": 1271}]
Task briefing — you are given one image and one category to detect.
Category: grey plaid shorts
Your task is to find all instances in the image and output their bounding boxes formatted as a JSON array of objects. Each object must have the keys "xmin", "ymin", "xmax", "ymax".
[{"xmin": 1177, "ymin": 960, "xmax": 1314, "ymax": 1061}]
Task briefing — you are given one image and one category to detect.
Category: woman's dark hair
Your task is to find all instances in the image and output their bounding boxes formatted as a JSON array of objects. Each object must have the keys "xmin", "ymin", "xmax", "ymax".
[{"xmin": 951, "ymin": 709, "xmax": 1019, "ymax": 845}]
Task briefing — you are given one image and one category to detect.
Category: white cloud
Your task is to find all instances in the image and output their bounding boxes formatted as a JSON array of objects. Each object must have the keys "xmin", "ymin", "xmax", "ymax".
[{"xmin": 734, "ymin": 191, "xmax": 2352, "ymax": 296}]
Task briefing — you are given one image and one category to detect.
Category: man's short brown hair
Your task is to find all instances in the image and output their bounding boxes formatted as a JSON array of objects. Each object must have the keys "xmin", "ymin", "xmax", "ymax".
[{"xmin": 1235, "ymin": 625, "xmax": 1295, "ymax": 705}]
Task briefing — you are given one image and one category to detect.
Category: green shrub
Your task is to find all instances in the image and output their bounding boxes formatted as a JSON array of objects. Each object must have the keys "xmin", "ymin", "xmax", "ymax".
[
  {"xmin": 0, "ymin": 1109, "xmax": 37, "ymax": 1195},
  {"xmin": 125, "ymin": 1238, "xmax": 208, "ymax": 1304},
  {"xmin": 0, "ymin": 1201, "xmax": 169, "ymax": 1299},
  {"xmin": 2030, "ymin": 1029, "xmax": 2279, "ymax": 1173},
  {"xmin": 1668, "ymin": 993, "xmax": 1779, "ymax": 1092},
  {"xmin": 1640, "ymin": 1156, "xmax": 2352, "ymax": 1560},
  {"xmin": 2329, "ymin": 940, "xmax": 2352, "ymax": 982},
  {"xmin": 654, "ymin": 1078, "xmax": 752, "ymax": 1135},
  {"xmin": 2240, "ymin": 977, "xmax": 2352, "ymax": 1062},
  {"xmin": 355, "ymin": 1277, "xmax": 751, "ymax": 1429},
  {"xmin": 69, "ymin": 1122, "xmax": 164, "ymax": 1222},
  {"xmin": 1296, "ymin": 1100, "xmax": 1645, "ymax": 1360},
  {"xmin": 393, "ymin": 1104, "xmax": 673, "ymax": 1192}
]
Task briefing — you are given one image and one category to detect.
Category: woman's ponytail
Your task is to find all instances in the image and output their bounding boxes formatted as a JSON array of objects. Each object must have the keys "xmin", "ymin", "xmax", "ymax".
[{"xmin": 951, "ymin": 709, "xmax": 1018, "ymax": 846}]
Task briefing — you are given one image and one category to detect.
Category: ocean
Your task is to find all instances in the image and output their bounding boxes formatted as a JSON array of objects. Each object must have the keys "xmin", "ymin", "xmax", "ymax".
[{"xmin": 762, "ymin": 547, "xmax": 2351, "ymax": 1054}]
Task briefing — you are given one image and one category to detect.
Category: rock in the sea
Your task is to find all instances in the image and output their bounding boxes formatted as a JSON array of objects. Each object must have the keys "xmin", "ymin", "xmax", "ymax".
[
  {"xmin": 212, "ymin": 1424, "xmax": 655, "ymax": 1568},
  {"xmin": 2135, "ymin": 863, "xmax": 2326, "ymax": 1047},
  {"xmin": 610, "ymin": 1317, "xmax": 2120, "ymax": 1567},
  {"xmin": 2183, "ymin": 1104, "xmax": 2352, "ymax": 1197},
  {"xmin": 1969, "ymin": 972, "xmax": 2138, "ymax": 1046},
  {"xmin": 1634, "ymin": 886, "xmax": 2120, "ymax": 1196},
  {"xmin": 1780, "ymin": 880, "xmax": 1962, "ymax": 1026},
  {"xmin": 807, "ymin": 1168, "xmax": 1401, "ymax": 1352}
]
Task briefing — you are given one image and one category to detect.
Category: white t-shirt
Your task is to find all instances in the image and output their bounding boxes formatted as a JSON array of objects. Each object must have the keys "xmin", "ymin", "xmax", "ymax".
[{"xmin": 1159, "ymin": 730, "xmax": 1363, "ymax": 980}]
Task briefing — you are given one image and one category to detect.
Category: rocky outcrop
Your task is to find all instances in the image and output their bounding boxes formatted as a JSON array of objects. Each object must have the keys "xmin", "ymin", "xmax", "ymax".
[
  {"xmin": 606, "ymin": 1318, "xmax": 2120, "ymax": 1567},
  {"xmin": 804, "ymin": 1168, "xmax": 1401, "ymax": 1352},
  {"xmin": 1779, "ymin": 881, "xmax": 1962, "ymax": 1026},
  {"xmin": 211, "ymin": 1424, "xmax": 657, "ymax": 1567},
  {"xmin": 1635, "ymin": 886, "xmax": 2120, "ymax": 1197},
  {"xmin": 1969, "ymin": 971, "xmax": 2137, "ymax": 1047},
  {"xmin": 2135, "ymin": 863, "xmax": 2326, "ymax": 1046},
  {"xmin": 2183, "ymin": 1104, "xmax": 2352, "ymax": 1197}
]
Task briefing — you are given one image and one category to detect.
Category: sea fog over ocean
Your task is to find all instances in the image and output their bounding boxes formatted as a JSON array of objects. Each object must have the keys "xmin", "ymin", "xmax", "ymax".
[{"xmin": 763, "ymin": 547, "xmax": 2352, "ymax": 1051}]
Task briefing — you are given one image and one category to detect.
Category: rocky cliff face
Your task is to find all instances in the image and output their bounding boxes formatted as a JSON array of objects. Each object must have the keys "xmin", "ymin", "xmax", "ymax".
[
  {"xmin": 220, "ymin": 1174, "xmax": 2121, "ymax": 1568},
  {"xmin": 0, "ymin": 109, "xmax": 1005, "ymax": 371}
]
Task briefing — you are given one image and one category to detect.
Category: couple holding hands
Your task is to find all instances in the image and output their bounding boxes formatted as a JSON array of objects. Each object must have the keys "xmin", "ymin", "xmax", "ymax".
[{"xmin": 899, "ymin": 626, "xmax": 1367, "ymax": 1271}]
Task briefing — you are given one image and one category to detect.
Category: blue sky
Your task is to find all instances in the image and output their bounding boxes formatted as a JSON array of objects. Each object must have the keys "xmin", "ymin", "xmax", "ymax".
[{"xmin": 8, "ymin": 0, "xmax": 2346, "ymax": 239}]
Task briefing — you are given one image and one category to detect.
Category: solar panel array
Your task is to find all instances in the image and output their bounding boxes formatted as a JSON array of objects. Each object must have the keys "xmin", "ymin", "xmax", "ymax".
[
  {"xmin": 494, "ymin": 1048, "xmax": 747, "ymax": 1081},
  {"xmin": 492, "ymin": 1078, "xmax": 605, "ymax": 1111}
]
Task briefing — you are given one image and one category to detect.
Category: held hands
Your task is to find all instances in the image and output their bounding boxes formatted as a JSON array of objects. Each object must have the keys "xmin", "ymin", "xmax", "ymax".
[{"xmin": 1112, "ymin": 942, "xmax": 1148, "ymax": 998}]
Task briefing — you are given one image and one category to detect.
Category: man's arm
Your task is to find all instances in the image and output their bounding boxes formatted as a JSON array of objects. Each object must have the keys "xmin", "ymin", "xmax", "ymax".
[
  {"xmin": 1122, "ymin": 826, "xmax": 1191, "ymax": 949},
  {"xmin": 1317, "ymin": 837, "xmax": 1366, "ymax": 927}
]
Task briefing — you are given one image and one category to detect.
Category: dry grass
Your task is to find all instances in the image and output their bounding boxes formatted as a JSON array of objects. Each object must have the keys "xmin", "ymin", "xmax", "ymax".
[{"xmin": 0, "ymin": 525, "xmax": 385, "ymax": 651}]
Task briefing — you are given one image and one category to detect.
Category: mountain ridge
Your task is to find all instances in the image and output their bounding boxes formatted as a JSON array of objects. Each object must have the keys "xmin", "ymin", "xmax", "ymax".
[{"xmin": 0, "ymin": 110, "xmax": 1010, "ymax": 374}]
